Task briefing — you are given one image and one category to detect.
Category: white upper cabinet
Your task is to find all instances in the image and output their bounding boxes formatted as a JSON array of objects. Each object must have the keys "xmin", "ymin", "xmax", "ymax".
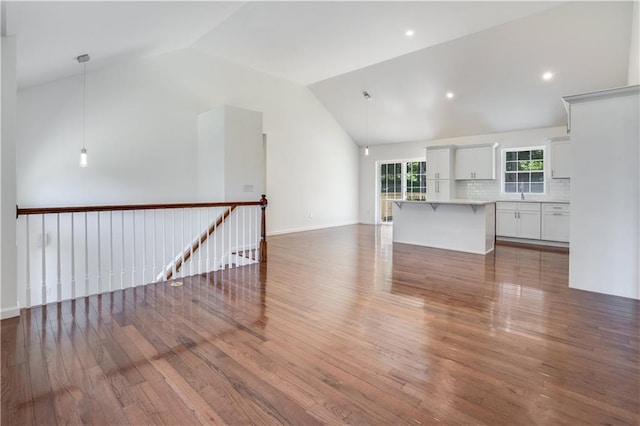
[
  {"xmin": 454, "ymin": 144, "xmax": 496, "ymax": 180},
  {"xmin": 549, "ymin": 137, "xmax": 571, "ymax": 179},
  {"xmin": 426, "ymin": 147, "xmax": 453, "ymax": 180}
]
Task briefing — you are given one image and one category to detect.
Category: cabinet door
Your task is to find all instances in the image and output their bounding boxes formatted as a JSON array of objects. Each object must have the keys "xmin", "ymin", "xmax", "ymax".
[
  {"xmin": 438, "ymin": 179, "xmax": 451, "ymax": 200},
  {"xmin": 542, "ymin": 213, "xmax": 570, "ymax": 242},
  {"xmin": 551, "ymin": 141, "xmax": 571, "ymax": 178},
  {"xmin": 426, "ymin": 150, "xmax": 438, "ymax": 180},
  {"xmin": 437, "ymin": 149, "xmax": 451, "ymax": 179},
  {"xmin": 454, "ymin": 148, "xmax": 474, "ymax": 180},
  {"xmin": 518, "ymin": 211, "xmax": 541, "ymax": 240},
  {"xmin": 497, "ymin": 210, "xmax": 518, "ymax": 237},
  {"xmin": 426, "ymin": 179, "xmax": 437, "ymax": 200},
  {"xmin": 473, "ymin": 146, "xmax": 495, "ymax": 179}
]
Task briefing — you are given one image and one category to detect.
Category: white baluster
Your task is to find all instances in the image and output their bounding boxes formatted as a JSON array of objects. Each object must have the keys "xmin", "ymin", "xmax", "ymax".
[
  {"xmin": 206, "ymin": 207, "xmax": 210, "ymax": 272},
  {"xmin": 56, "ymin": 214, "xmax": 61, "ymax": 302},
  {"xmin": 221, "ymin": 208, "xmax": 225, "ymax": 270},
  {"xmin": 181, "ymin": 209, "xmax": 186, "ymax": 278},
  {"xmin": 198, "ymin": 208, "xmax": 202, "ymax": 275},
  {"xmin": 121, "ymin": 211, "xmax": 125, "ymax": 289},
  {"xmin": 142, "ymin": 210, "xmax": 147, "ymax": 284},
  {"xmin": 228, "ymin": 208, "xmax": 232, "ymax": 269},
  {"xmin": 213, "ymin": 208, "xmax": 217, "ymax": 271},
  {"xmin": 172, "ymin": 209, "xmax": 176, "ymax": 278},
  {"xmin": 242, "ymin": 207, "xmax": 246, "ymax": 266},
  {"xmin": 162, "ymin": 209, "xmax": 166, "ymax": 281},
  {"xmin": 153, "ymin": 210, "xmax": 157, "ymax": 281},
  {"xmin": 97, "ymin": 212, "xmax": 102, "ymax": 294},
  {"xmin": 189, "ymin": 208, "xmax": 193, "ymax": 276},
  {"xmin": 132, "ymin": 210, "xmax": 136, "ymax": 287},
  {"xmin": 25, "ymin": 216, "xmax": 31, "ymax": 307},
  {"xmin": 109, "ymin": 211, "xmax": 113, "ymax": 292},
  {"xmin": 41, "ymin": 214, "xmax": 46, "ymax": 305},
  {"xmin": 84, "ymin": 212, "xmax": 89, "ymax": 297},
  {"xmin": 71, "ymin": 214, "xmax": 76, "ymax": 300}
]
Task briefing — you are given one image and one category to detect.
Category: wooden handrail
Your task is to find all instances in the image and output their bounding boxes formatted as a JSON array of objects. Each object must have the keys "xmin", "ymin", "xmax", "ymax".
[
  {"xmin": 166, "ymin": 206, "xmax": 236, "ymax": 280},
  {"xmin": 16, "ymin": 200, "xmax": 265, "ymax": 216}
]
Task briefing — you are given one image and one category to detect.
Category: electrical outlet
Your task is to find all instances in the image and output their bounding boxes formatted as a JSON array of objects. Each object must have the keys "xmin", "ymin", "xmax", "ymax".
[{"xmin": 309, "ymin": 212, "xmax": 313, "ymax": 219}]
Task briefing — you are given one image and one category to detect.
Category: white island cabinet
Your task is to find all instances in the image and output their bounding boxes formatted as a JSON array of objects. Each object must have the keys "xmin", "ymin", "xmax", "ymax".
[{"xmin": 392, "ymin": 200, "xmax": 496, "ymax": 255}]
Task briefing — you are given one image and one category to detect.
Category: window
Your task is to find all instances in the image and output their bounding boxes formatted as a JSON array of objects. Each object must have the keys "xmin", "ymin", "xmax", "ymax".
[
  {"xmin": 379, "ymin": 160, "xmax": 427, "ymax": 222},
  {"xmin": 503, "ymin": 147, "xmax": 545, "ymax": 194},
  {"xmin": 405, "ymin": 161, "xmax": 427, "ymax": 201}
]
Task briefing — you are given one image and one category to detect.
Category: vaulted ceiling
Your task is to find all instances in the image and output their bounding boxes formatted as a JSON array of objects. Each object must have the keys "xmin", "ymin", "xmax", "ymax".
[{"xmin": 4, "ymin": 1, "xmax": 635, "ymax": 145}]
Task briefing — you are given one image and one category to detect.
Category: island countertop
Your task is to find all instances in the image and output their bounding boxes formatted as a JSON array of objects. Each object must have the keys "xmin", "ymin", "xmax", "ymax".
[{"xmin": 392, "ymin": 199, "xmax": 495, "ymax": 206}]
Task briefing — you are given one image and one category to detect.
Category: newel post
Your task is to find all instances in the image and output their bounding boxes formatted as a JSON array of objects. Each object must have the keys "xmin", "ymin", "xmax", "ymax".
[{"xmin": 259, "ymin": 194, "xmax": 268, "ymax": 263}]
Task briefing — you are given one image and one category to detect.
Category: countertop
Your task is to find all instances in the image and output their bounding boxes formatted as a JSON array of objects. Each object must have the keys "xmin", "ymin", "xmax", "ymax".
[
  {"xmin": 394, "ymin": 199, "xmax": 495, "ymax": 206},
  {"xmin": 495, "ymin": 199, "xmax": 570, "ymax": 204}
]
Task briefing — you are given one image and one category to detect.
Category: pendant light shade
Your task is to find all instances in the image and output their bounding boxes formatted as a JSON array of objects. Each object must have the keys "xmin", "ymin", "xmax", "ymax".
[
  {"xmin": 365, "ymin": 146, "xmax": 369, "ymax": 156},
  {"xmin": 79, "ymin": 147, "xmax": 88, "ymax": 167},
  {"xmin": 77, "ymin": 54, "xmax": 90, "ymax": 167}
]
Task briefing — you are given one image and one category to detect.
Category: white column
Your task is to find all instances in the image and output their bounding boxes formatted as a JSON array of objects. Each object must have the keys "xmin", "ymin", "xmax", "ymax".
[{"xmin": 1, "ymin": 36, "xmax": 19, "ymax": 319}]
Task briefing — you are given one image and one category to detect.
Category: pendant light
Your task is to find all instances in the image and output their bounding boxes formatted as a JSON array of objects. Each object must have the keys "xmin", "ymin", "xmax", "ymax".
[
  {"xmin": 363, "ymin": 90, "xmax": 371, "ymax": 156},
  {"xmin": 77, "ymin": 54, "xmax": 90, "ymax": 167}
]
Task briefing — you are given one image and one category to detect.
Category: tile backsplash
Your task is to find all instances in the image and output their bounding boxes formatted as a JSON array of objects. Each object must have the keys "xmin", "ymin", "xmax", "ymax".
[{"xmin": 457, "ymin": 178, "xmax": 570, "ymax": 201}]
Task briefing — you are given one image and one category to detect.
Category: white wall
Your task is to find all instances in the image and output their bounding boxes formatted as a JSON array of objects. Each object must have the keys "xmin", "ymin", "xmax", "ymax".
[
  {"xmin": 567, "ymin": 88, "xmax": 639, "ymax": 300},
  {"xmin": 223, "ymin": 106, "xmax": 264, "ymax": 202},
  {"xmin": 629, "ymin": 1, "xmax": 639, "ymax": 85},
  {"xmin": 17, "ymin": 48, "xmax": 359, "ymax": 235},
  {"xmin": 359, "ymin": 126, "xmax": 568, "ymax": 224},
  {"xmin": 1, "ymin": 36, "xmax": 19, "ymax": 319}
]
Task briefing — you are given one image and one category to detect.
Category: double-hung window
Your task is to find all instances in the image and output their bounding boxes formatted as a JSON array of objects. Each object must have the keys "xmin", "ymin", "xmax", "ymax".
[{"xmin": 502, "ymin": 147, "xmax": 545, "ymax": 194}]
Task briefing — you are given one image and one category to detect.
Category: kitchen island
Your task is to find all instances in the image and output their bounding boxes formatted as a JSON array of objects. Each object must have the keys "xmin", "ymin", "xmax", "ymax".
[{"xmin": 392, "ymin": 200, "xmax": 496, "ymax": 255}]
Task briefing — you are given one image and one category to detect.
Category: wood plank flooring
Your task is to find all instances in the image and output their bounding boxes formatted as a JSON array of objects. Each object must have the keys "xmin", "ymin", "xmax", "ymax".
[{"xmin": 2, "ymin": 224, "xmax": 639, "ymax": 425}]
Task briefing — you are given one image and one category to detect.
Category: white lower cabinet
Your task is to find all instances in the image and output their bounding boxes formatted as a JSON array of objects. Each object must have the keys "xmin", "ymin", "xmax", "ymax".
[
  {"xmin": 496, "ymin": 202, "xmax": 541, "ymax": 239},
  {"xmin": 541, "ymin": 204, "xmax": 570, "ymax": 242}
]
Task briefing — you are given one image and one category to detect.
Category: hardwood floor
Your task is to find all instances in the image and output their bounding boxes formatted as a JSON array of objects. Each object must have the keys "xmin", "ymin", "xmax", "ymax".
[{"xmin": 2, "ymin": 224, "xmax": 639, "ymax": 425}]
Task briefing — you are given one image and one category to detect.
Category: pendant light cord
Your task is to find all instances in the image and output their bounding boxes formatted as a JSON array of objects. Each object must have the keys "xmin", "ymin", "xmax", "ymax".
[{"xmin": 82, "ymin": 61, "xmax": 86, "ymax": 150}]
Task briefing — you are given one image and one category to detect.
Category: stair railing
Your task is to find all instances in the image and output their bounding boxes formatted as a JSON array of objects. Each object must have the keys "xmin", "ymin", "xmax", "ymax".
[{"xmin": 15, "ymin": 195, "xmax": 268, "ymax": 308}]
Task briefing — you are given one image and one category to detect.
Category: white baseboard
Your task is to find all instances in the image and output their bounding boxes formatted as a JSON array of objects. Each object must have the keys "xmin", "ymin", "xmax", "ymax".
[
  {"xmin": 269, "ymin": 221, "xmax": 359, "ymax": 237},
  {"xmin": 0, "ymin": 305, "xmax": 20, "ymax": 320},
  {"xmin": 497, "ymin": 236, "xmax": 569, "ymax": 249}
]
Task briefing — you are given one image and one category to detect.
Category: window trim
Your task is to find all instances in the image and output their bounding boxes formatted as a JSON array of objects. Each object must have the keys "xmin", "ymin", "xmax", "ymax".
[{"xmin": 500, "ymin": 146, "xmax": 546, "ymax": 195}]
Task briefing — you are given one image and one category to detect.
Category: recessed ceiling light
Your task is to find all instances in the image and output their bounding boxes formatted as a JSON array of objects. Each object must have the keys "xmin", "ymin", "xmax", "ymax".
[
  {"xmin": 406, "ymin": 29, "xmax": 414, "ymax": 37},
  {"xmin": 446, "ymin": 92, "xmax": 454, "ymax": 99},
  {"xmin": 542, "ymin": 71, "xmax": 554, "ymax": 81}
]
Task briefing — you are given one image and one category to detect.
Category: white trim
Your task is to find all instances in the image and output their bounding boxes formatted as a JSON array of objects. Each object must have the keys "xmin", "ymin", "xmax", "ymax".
[
  {"xmin": 0, "ymin": 305, "xmax": 20, "ymax": 320},
  {"xmin": 500, "ymin": 145, "xmax": 547, "ymax": 196},
  {"xmin": 497, "ymin": 236, "xmax": 569, "ymax": 249},
  {"xmin": 563, "ymin": 85, "xmax": 640, "ymax": 104},
  {"xmin": 268, "ymin": 221, "xmax": 359, "ymax": 237}
]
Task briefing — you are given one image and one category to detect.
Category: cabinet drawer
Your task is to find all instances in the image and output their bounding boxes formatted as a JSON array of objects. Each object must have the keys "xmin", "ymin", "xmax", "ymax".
[
  {"xmin": 543, "ymin": 203, "xmax": 570, "ymax": 213},
  {"xmin": 496, "ymin": 202, "xmax": 517, "ymax": 211},
  {"xmin": 517, "ymin": 202, "xmax": 541, "ymax": 212}
]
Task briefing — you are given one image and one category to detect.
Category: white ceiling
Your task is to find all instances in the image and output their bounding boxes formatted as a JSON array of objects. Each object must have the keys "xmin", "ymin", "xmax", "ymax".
[
  {"xmin": 5, "ymin": 1, "xmax": 245, "ymax": 88},
  {"xmin": 4, "ymin": 1, "xmax": 635, "ymax": 145},
  {"xmin": 309, "ymin": 1, "xmax": 634, "ymax": 144},
  {"xmin": 192, "ymin": 1, "xmax": 560, "ymax": 85}
]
